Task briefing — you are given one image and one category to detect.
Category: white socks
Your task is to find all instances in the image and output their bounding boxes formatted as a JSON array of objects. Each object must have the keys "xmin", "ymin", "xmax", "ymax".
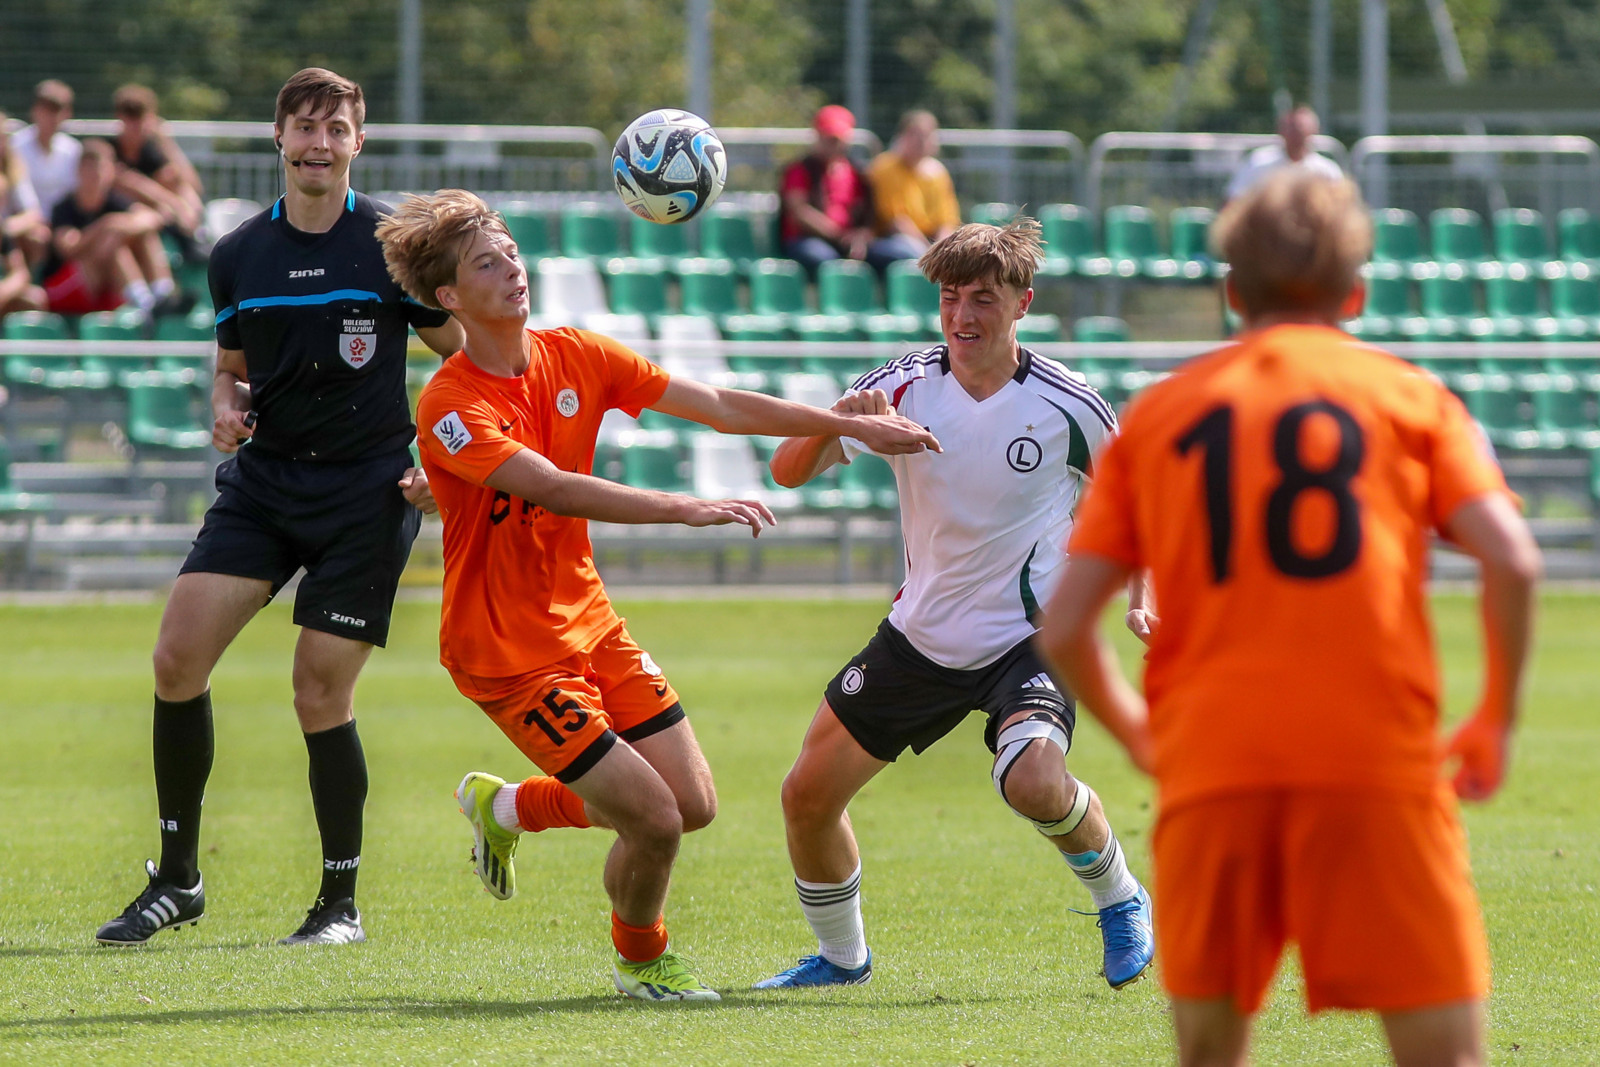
[
  {"xmin": 796, "ymin": 863, "xmax": 868, "ymax": 969},
  {"xmin": 491, "ymin": 783, "xmax": 522, "ymax": 833},
  {"xmin": 1063, "ymin": 833, "xmax": 1141, "ymax": 910}
]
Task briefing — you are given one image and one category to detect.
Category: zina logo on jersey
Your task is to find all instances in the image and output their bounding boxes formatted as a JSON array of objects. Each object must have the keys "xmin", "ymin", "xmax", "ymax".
[{"xmin": 340, "ymin": 317, "xmax": 378, "ymax": 369}]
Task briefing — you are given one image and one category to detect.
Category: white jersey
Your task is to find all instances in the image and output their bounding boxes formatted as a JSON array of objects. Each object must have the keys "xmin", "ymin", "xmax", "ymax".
[
  {"xmin": 1225, "ymin": 144, "xmax": 1344, "ymax": 201},
  {"xmin": 10, "ymin": 126, "xmax": 80, "ymax": 217},
  {"xmin": 841, "ymin": 345, "xmax": 1117, "ymax": 669}
]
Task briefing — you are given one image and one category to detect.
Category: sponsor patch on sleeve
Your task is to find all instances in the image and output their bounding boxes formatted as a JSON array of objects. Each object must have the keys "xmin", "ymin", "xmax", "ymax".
[{"xmin": 432, "ymin": 411, "xmax": 473, "ymax": 455}]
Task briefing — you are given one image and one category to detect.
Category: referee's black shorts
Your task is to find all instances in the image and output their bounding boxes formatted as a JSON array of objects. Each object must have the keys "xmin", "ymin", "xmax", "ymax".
[
  {"xmin": 181, "ymin": 445, "xmax": 421, "ymax": 646},
  {"xmin": 824, "ymin": 618, "xmax": 1076, "ymax": 763}
]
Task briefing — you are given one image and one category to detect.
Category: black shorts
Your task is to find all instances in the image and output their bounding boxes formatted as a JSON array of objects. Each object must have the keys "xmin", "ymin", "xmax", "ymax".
[
  {"xmin": 824, "ymin": 618, "xmax": 1076, "ymax": 762},
  {"xmin": 181, "ymin": 446, "xmax": 421, "ymax": 646}
]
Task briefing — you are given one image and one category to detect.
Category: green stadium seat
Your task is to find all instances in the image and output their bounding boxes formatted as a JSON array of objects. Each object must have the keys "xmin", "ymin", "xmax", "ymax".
[
  {"xmin": 1529, "ymin": 369, "xmax": 1600, "ymax": 449},
  {"xmin": 1370, "ymin": 208, "xmax": 1431, "ymax": 280},
  {"xmin": 1015, "ymin": 314, "xmax": 1063, "ymax": 344},
  {"xmin": 700, "ymin": 209, "xmax": 762, "ymax": 274},
  {"xmin": 1558, "ymin": 208, "xmax": 1600, "ymax": 266},
  {"xmin": 1418, "ymin": 275, "xmax": 1493, "ymax": 342},
  {"xmin": 749, "ymin": 258, "xmax": 810, "ymax": 318},
  {"xmin": 630, "ymin": 213, "xmax": 694, "ymax": 269},
  {"xmin": 1103, "ymin": 205, "xmax": 1178, "ymax": 281},
  {"xmin": 885, "ymin": 259, "xmax": 938, "ymax": 317},
  {"xmin": 816, "ymin": 259, "xmax": 883, "ymax": 316},
  {"xmin": 560, "ymin": 202, "xmax": 624, "ymax": 262},
  {"xmin": 1550, "ymin": 270, "xmax": 1600, "ymax": 340},
  {"xmin": 862, "ymin": 313, "xmax": 931, "ymax": 344},
  {"xmin": 1072, "ymin": 316, "xmax": 1131, "ymax": 342},
  {"xmin": 1484, "ymin": 275, "xmax": 1561, "ymax": 341},
  {"xmin": 1039, "ymin": 203, "xmax": 1108, "ymax": 278},
  {"xmin": 1349, "ymin": 275, "xmax": 1426, "ymax": 343},
  {"xmin": 0, "ymin": 436, "xmax": 54, "ymax": 513},
  {"xmin": 1492, "ymin": 208, "xmax": 1562, "ymax": 280},
  {"xmin": 677, "ymin": 257, "xmax": 743, "ymax": 321},
  {"xmin": 127, "ymin": 382, "xmax": 210, "ymax": 452},
  {"xmin": 1429, "ymin": 208, "xmax": 1497, "ymax": 279},
  {"xmin": 970, "ymin": 202, "xmax": 1020, "ymax": 227},
  {"xmin": 1458, "ymin": 372, "xmax": 1540, "ymax": 450},
  {"xmin": 79, "ymin": 309, "xmax": 146, "ymax": 389},
  {"xmin": 620, "ymin": 441, "xmax": 690, "ymax": 491},
  {"xmin": 794, "ymin": 314, "xmax": 870, "ymax": 382},
  {"xmin": 500, "ymin": 204, "xmax": 553, "ymax": 260},
  {"xmin": 3, "ymin": 310, "xmax": 72, "ymax": 387},
  {"xmin": 722, "ymin": 313, "xmax": 798, "ymax": 378},
  {"xmin": 1169, "ymin": 207, "xmax": 1219, "ymax": 282},
  {"xmin": 604, "ymin": 258, "xmax": 671, "ymax": 319},
  {"xmin": 838, "ymin": 452, "xmax": 899, "ymax": 510}
]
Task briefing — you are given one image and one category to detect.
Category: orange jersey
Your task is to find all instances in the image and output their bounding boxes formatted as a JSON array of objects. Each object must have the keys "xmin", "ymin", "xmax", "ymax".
[
  {"xmin": 1069, "ymin": 324, "xmax": 1508, "ymax": 809},
  {"xmin": 415, "ymin": 327, "xmax": 670, "ymax": 677}
]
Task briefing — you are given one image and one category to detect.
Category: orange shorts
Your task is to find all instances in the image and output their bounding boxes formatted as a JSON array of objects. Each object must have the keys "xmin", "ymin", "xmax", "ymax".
[
  {"xmin": 451, "ymin": 620, "xmax": 682, "ymax": 782},
  {"xmin": 1153, "ymin": 786, "xmax": 1490, "ymax": 1015}
]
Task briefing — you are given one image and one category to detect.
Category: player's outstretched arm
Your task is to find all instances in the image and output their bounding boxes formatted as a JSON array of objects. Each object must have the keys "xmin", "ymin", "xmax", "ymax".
[
  {"xmin": 484, "ymin": 447, "xmax": 775, "ymax": 537},
  {"xmin": 1440, "ymin": 492, "xmax": 1543, "ymax": 801},
  {"xmin": 651, "ymin": 377, "xmax": 940, "ymax": 456},
  {"xmin": 767, "ymin": 388, "xmax": 896, "ymax": 488},
  {"xmin": 1035, "ymin": 553, "xmax": 1154, "ymax": 774}
]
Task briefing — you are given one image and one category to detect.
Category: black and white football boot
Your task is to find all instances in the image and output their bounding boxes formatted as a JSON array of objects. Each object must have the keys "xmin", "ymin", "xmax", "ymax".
[
  {"xmin": 95, "ymin": 860, "xmax": 205, "ymax": 945},
  {"xmin": 279, "ymin": 897, "xmax": 366, "ymax": 945}
]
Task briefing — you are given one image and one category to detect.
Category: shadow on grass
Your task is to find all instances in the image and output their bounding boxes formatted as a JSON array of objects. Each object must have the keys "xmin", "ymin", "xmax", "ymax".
[
  {"xmin": 1, "ymin": 989, "xmax": 1010, "ymax": 1030},
  {"xmin": 0, "ymin": 941, "xmax": 264, "ymax": 958}
]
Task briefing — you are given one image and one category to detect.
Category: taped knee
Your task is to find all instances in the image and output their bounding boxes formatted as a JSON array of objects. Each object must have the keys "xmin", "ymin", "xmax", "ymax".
[{"xmin": 991, "ymin": 712, "xmax": 1070, "ymax": 809}]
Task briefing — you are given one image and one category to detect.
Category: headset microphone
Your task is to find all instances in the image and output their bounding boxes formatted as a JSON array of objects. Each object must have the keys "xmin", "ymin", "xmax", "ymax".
[{"xmin": 276, "ymin": 136, "xmax": 299, "ymax": 166}]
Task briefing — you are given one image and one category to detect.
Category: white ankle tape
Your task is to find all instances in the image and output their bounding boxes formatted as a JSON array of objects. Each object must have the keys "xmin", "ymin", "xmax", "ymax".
[{"xmin": 1032, "ymin": 781, "xmax": 1093, "ymax": 837}]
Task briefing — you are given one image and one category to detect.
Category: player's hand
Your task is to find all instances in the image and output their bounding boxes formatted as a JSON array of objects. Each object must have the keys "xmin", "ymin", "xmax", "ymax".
[
  {"xmin": 680, "ymin": 498, "xmax": 777, "ymax": 538},
  {"xmin": 213, "ymin": 409, "xmax": 253, "ymax": 453},
  {"xmin": 850, "ymin": 414, "xmax": 942, "ymax": 456},
  {"xmin": 1125, "ymin": 608, "xmax": 1159, "ymax": 646},
  {"xmin": 832, "ymin": 389, "xmax": 891, "ymax": 417},
  {"xmin": 1445, "ymin": 707, "xmax": 1513, "ymax": 802},
  {"xmin": 399, "ymin": 467, "xmax": 437, "ymax": 515}
]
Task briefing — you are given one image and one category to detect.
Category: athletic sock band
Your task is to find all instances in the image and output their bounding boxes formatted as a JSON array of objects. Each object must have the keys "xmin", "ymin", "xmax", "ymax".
[
  {"xmin": 305, "ymin": 719, "xmax": 366, "ymax": 904},
  {"xmin": 611, "ymin": 912, "xmax": 669, "ymax": 963},
  {"xmin": 796, "ymin": 863, "xmax": 868, "ymax": 969},
  {"xmin": 514, "ymin": 776, "xmax": 591, "ymax": 832},
  {"xmin": 153, "ymin": 690, "xmax": 214, "ymax": 889}
]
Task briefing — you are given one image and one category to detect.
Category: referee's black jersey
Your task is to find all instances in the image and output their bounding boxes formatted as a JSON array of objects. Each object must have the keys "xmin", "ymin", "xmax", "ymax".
[{"xmin": 210, "ymin": 190, "xmax": 452, "ymax": 462}]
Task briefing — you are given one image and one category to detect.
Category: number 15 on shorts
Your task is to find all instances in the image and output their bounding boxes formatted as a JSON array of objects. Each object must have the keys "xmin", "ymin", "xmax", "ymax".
[{"xmin": 523, "ymin": 688, "xmax": 590, "ymax": 746}]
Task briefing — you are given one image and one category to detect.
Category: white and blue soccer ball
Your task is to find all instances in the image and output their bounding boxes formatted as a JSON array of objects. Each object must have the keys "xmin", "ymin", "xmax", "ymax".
[{"xmin": 612, "ymin": 109, "xmax": 727, "ymax": 225}]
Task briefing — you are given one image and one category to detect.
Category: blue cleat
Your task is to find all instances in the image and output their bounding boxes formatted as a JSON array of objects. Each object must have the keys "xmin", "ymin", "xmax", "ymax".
[
  {"xmin": 754, "ymin": 950, "xmax": 873, "ymax": 989},
  {"xmin": 1098, "ymin": 886, "xmax": 1155, "ymax": 989}
]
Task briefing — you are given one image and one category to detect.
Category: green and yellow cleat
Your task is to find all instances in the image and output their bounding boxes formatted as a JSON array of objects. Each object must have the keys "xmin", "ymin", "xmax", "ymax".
[
  {"xmin": 613, "ymin": 950, "xmax": 721, "ymax": 1002},
  {"xmin": 454, "ymin": 771, "xmax": 519, "ymax": 900}
]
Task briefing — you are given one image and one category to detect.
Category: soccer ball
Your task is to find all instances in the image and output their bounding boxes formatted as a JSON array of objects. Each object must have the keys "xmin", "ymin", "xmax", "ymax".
[{"xmin": 612, "ymin": 109, "xmax": 727, "ymax": 225}]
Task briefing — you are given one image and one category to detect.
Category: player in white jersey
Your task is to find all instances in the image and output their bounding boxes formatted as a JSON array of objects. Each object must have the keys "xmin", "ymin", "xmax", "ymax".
[{"xmin": 754, "ymin": 219, "xmax": 1155, "ymax": 990}]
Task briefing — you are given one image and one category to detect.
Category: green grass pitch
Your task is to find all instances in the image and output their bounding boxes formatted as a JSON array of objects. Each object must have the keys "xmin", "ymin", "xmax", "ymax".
[{"xmin": 0, "ymin": 592, "xmax": 1595, "ymax": 1065}]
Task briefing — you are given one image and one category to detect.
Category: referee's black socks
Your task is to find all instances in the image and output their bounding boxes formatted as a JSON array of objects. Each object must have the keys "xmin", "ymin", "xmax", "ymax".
[
  {"xmin": 305, "ymin": 719, "xmax": 367, "ymax": 905},
  {"xmin": 153, "ymin": 691, "xmax": 214, "ymax": 890}
]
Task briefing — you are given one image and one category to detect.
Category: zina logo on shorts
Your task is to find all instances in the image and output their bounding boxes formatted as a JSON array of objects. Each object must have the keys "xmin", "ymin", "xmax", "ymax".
[
  {"xmin": 340, "ymin": 316, "xmax": 378, "ymax": 369},
  {"xmin": 841, "ymin": 665, "xmax": 865, "ymax": 695},
  {"xmin": 330, "ymin": 613, "xmax": 367, "ymax": 628},
  {"xmin": 556, "ymin": 388, "xmax": 580, "ymax": 418},
  {"xmin": 433, "ymin": 411, "xmax": 473, "ymax": 455}
]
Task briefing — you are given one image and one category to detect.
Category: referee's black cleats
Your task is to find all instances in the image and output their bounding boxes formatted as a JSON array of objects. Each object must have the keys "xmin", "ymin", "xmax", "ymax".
[
  {"xmin": 95, "ymin": 860, "xmax": 205, "ymax": 945},
  {"xmin": 279, "ymin": 897, "xmax": 366, "ymax": 946}
]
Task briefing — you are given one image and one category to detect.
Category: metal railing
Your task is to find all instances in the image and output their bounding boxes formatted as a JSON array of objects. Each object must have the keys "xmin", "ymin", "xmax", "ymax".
[
  {"xmin": 1347, "ymin": 134, "xmax": 1600, "ymax": 221},
  {"xmin": 1086, "ymin": 132, "xmax": 1351, "ymax": 214}
]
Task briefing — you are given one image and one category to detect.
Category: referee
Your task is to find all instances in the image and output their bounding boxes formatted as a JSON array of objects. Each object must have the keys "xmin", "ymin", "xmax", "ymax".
[{"xmin": 97, "ymin": 69, "xmax": 464, "ymax": 946}]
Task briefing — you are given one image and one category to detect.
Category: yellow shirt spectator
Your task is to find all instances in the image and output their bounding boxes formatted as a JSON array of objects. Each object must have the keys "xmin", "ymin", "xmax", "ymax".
[{"xmin": 869, "ymin": 151, "xmax": 959, "ymax": 241}]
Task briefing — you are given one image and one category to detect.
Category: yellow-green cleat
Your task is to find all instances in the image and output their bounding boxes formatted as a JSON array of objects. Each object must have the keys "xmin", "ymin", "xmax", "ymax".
[
  {"xmin": 454, "ymin": 771, "xmax": 519, "ymax": 900},
  {"xmin": 613, "ymin": 950, "xmax": 721, "ymax": 1002}
]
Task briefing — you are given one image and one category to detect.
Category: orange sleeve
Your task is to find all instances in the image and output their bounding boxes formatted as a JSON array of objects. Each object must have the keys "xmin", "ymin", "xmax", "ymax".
[
  {"xmin": 1067, "ymin": 429, "xmax": 1143, "ymax": 567},
  {"xmin": 417, "ymin": 380, "xmax": 525, "ymax": 487},
  {"xmin": 582, "ymin": 330, "xmax": 671, "ymax": 416},
  {"xmin": 1427, "ymin": 384, "xmax": 1512, "ymax": 530}
]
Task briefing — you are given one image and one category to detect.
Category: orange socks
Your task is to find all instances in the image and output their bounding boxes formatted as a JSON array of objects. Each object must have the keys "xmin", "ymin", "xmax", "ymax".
[
  {"xmin": 611, "ymin": 912, "xmax": 669, "ymax": 963},
  {"xmin": 513, "ymin": 776, "xmax": 592, "ymax": 832}
]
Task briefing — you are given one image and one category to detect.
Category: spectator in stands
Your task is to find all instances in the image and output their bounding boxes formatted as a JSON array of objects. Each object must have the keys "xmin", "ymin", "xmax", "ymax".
[
  {"xmin": 111, "ymin": 84, "xmax": 204, "ymax": 243},
  {"xmin": 867, "ymin": 109, "xmax": 960, "ymax": 259},
  {"xmin": 10, "ymin": 80, "xmax": 82, "ymax": 225},
  {"xmin": 0, "ymin": 113, "xmax": 50, "ymax": 265},
  {"xmin": 0, "ymin": 231, "xmax": 46, "ymax": 320},
  {"xmin": 40, "ymin": 138, "xmax": 179, "ymax": 318},
  {"xmin": 779, "ymin": 105, "xmax": 910, "ymax": 278},
  {"xmin": 1224, "ymin": 105, "xmax": 1343, "ymax": 203}
]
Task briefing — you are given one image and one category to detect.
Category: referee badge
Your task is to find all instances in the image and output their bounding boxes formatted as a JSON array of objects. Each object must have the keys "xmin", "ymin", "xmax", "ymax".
[{"xmin": 340, "ymin": 316, "xmax": 378, "ymax": 369}]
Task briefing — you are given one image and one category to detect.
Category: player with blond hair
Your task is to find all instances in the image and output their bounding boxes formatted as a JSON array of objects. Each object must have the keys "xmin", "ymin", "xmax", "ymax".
[
  {"xmin": 755, "ymin": 218, "xmax": 1154, "ymax": 990},
  {"xmin": 376, "ymin": 188, "xmax": 939, "ymax": 1001},
  {"xmin": 1037, "ymin": 170, "xmax": 1541, "ymax": 1067}
]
